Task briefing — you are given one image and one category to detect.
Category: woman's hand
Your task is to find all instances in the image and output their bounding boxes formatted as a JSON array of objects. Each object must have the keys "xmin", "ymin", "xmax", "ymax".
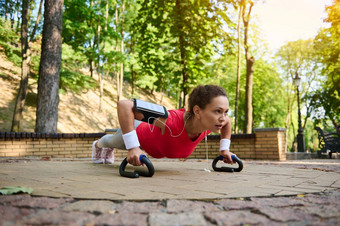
[
  {"xmin": 127, "ymin": 147, "xmax": 146, "ymax": 166},
  {"xmin": 220, "ymin": 150, "xmax": 235, "ymax": 164}
]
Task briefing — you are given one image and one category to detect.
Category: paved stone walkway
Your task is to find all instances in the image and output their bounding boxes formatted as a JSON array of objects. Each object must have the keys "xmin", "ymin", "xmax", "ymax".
[{"xmin": 0, "ymin": 158, "xmax": 339, "ymax": 225}]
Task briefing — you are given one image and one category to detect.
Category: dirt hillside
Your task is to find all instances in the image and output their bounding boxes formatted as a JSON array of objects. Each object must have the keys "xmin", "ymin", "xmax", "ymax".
[{"xmin": 0, "ymin": 48, "xmax": 175, "ymax": 133}]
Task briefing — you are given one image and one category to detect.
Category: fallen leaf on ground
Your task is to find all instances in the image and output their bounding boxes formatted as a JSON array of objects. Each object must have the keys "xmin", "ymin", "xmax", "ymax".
[{"xmin": 0, "ymin": 186, "xmax": 33, "ymax": 195}]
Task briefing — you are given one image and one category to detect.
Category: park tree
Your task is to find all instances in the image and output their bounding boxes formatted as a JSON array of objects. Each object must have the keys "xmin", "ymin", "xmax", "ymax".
[
  {"xmin": 241, "ymin": 0, "xmax": 255, "ymax": 133},
  {"xmin": 11, "ymin": 0, "xmax": 43, "ymax": 132},
  {"xmin": 209, "ymin": 44, "xmax": 285, "ymax": 134},
  {"xmin": 63, "ymin": 0, "xmax": 136, "ymax": 103},
  {"xmin": 63, "ymin": 0, "xmax": 97, "ymax": 79},
  {"xmin": 234, "ymin": 0, "xmax": 243, "ymax": 133},
  {"xmin": 11, "ymin": 0, "xmax": 30, "ymax": 132},
  {"xmin": 310, "ymin": 0, "xmax": 340, "ymax": 129},
  {"xmin": 252, "ymin": 59, "xmax": 285, "ymax": 129},
  {"xmin": 133, "ymin": 0, "xmax": 234, "ymax": 107},
  {"xmin": 131, "ymin": 0, "xmax": 178, "ymax": 99},
  {"xmin": 277, "ymin": 39, "xmax": 321, "ymax": 150},
  {"xmin": 35, "ymin": 0, "xmax": 63, "ymax": 133}
]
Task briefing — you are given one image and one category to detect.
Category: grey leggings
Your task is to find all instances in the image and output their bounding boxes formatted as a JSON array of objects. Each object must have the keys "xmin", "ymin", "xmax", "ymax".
[{"xmin": 97, "ymin": 120, "xmax": 143, "ymax": 150}]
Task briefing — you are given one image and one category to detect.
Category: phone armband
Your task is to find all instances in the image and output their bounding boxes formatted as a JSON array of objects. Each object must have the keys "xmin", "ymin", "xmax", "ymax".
[{"xmin": 133, "ymin": 99, "xmax": 168, "ymax": 124}]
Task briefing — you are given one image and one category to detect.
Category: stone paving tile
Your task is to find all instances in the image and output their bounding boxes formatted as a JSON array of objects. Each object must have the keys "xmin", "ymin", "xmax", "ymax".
[
  {"xmin": 0, "ymin": 194, "xmax": 73, "ymax": 209},
  {"xmin": 303, "ymin": 193, "xmax": 340, "ymax": 205},
  {"xmin": 1, "ymin": 190, "xmax": 340, "ymax": 225},
  {"xmin": 18, "ymin": 210, "xmax": 96, "ymax": 225},
  {"xmin": 204, "ymin": 210, "xmax": 279, "ymax": 226},
  {"xmin": 112, "ymin": 201, "xmax": 166, "ymax": 214},
  {"xmin": 62, "ymin": 200, "xmax": 115, "ymax": 214},
  {"xmin": 216, "ymin": 199, "xmax": 259, "ymax": 210},
  {"xmin": 331, "ymin": 179, "xmax": 340, "ymax": 188},
  {"xmin": 149, "ymin": 212, "xmax": 207, "ymax": 226},
  {"xmin": 167, "ymin": 200, "xmax": 222, "ymax": 213},
  {"xmin": 250, "ymin": 196, "xmax": 306, "ymax": 208},
  {"xmin": 304, "ymin": 205, "xmax": 340, "ymax": 219},
  {"xmin": 93, "ymin": 213, "xmax": 148, "ymax": 226},
  {"xmin": 0, "ymin": 205, "xmax": 37, "ymax": 225},
  {"xmin": 256, "ymin": 206, "xmax": 320, "ymax": 222}
]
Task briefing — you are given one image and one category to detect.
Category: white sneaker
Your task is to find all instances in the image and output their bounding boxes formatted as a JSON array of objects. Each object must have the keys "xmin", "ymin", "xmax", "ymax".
[
  {"xmin": 92, "ymin": 140, "xmax": 104, "ymax": 164},
  {"xmin": 102, "ymin": 147, "xmax": 115, "ymax": 164}
]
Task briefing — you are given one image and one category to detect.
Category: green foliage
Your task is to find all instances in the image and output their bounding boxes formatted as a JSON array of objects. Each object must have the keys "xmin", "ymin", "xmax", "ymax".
[
  {"xmin": 307, "ymin": 88, "xmax": 340, "ymax": 127},
  {"xmin": 274, "ymin": 0, "xmax": 340, "ymax": 151},
  {"xmin": 309, "ymin": 0, "xmax": 340, "ymax": 129},
  {"xmin": 62, "ymin": 43, "xmax": 87, "ymax": 71},
  {"xmin": 203, "ymin": 29, "xmax": 286, "ymax": 132},
  {"xmin": 252, "ymin": 59, "xmax": 286, "ymax": 128},
  {"xmin": 0, "ymin": 18, "xmax": 21, "ymax": 66},
  {"xmin": 58, "ymin": 43, "xmax": 98, "ymax": 94},
  {"xmin": 59, "ymin": 70, "xmax": 97, "ymax": 94},
  {"xmin": 30, "ymin": 54, "xmax": 40, "ymax": 74},
  {"xmin": 276, "ymin": 39, "xmax": 317, "ymax": 79},
  {"xmin": 133, "ymin": 0, "xmax": 235, "ymax": 101}
]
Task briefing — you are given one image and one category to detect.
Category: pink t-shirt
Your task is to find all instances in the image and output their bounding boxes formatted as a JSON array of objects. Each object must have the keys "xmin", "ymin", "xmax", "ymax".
[{"xmin": 136, "ymin": 109, "xmax": 211, "ymax": 158}]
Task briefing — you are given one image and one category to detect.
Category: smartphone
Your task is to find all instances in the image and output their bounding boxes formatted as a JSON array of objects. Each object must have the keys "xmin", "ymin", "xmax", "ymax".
[{"xmin": 133, "ymin": 99, "xmax": 167, "ymax": 117}]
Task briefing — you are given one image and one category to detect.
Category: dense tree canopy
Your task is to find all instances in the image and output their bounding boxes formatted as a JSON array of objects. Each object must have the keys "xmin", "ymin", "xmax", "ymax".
[
  {"xmin": 310, "ymin": 1, "xmax": 340, "ymax": 129},
  {"xmin": 0, "ymin": 0, "xmax": 338, "ymax": 152}
]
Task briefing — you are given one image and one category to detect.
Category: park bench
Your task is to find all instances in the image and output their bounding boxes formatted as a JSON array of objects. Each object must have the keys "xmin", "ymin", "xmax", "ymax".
[{"xmin": 315, "ymin": 126, "xmax": 340, "ymax": 158}]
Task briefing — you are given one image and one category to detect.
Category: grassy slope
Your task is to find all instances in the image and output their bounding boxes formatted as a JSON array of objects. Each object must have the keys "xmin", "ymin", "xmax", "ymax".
[{"xmin": 0, "ymin": 47, "xmax": 175, "ymax": 133}]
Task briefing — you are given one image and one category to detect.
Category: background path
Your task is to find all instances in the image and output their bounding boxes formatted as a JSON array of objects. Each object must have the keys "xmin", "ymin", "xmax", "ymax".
[
  {"xmin": 0, "ymin": 159, "xmax": 339, "ymax": 200},
  {"xmin": 0, "ymin": 158, "xmax": 339, "ymax": 225}
]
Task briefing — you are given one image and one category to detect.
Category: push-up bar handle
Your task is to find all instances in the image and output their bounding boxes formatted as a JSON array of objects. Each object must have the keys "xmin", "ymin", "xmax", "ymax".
[
  {"xmin": 212, "ymin": 155, "xmax": 243, "ymax": 172},
  {"xmin": 119, "ymin": 155, "xmax": 155, "ymax": 178}
]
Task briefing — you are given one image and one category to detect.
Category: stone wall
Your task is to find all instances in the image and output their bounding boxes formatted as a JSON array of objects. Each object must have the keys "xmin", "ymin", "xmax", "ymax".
[
  {"xmin": 0, "ymin": 132, "xmax": 104, "ymax": 158},
  {"xmin": 254, "ymin": 128, "xmax": 287, "ymax": 160},
  {"xmin": 0, "ymin": 128, "xmax": 286, "ymax": 160}
]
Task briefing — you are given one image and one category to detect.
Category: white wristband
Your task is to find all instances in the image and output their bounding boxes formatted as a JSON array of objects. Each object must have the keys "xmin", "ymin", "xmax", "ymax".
[
  {"xmin": 220, "ymin": 138, "xmax": 231, "ymax": 151},
  {"xmin": 122, "ymin": 130, "xmax": 140, "ymax": 150}
]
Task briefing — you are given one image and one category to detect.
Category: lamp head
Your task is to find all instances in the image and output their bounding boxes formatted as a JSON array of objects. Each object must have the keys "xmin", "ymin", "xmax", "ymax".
[{"xmin": 294, "ymin": 72, "xmax": 301, "ymax": 86}]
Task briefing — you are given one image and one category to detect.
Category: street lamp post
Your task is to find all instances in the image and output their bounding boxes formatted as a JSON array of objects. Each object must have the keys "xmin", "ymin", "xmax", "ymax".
[{"xmin": 294, "ymin": 72, "xmax": 305, "ymax": 152}]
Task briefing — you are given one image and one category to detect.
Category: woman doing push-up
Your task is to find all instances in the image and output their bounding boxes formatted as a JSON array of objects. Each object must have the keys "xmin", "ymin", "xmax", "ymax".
[{"xmin": 92, "ymin": 84, "xmax": 236, "ymax": 166}]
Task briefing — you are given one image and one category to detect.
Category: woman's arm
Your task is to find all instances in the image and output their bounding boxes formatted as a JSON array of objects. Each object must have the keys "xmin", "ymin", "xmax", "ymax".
[
  {"xmin": 117, "ymin": 99, "xmax": 168, "ymax": 165},
  {"xmin": 219, "ymin": 116, "xmax": 235, "ymax": 164},
  {"xmin": 117, "ymin": 100, "xmax": 145, "ymax": 166},
  {"xmin": 117, "ymin": 100, "xmax": 144, "ymax": 133},
  {"xmin": 220, "ymin": 115, "xmax": 231, "ymax": 140}
]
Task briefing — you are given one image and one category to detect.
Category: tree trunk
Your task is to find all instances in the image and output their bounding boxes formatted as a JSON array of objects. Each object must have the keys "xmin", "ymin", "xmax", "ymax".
[
  {"xmin": 131, "ymin": 64, "xmax": 135, "ymax": 95},
  {"xmin": 10, "ymin": 12, "xmax": 14, "ymax": 29},
  {"xmin": 99, "ymin": 70, "xmax": 103, "ymax": 110},
  {"xmin": 30, "ymin": 0, "xmax": 43, "ymax": 42},
  {"xmin": 244, "ymin": 56, "xmax": 254, "ymax": 133},
  {"xmin": 234, "ymin": 4, "xmax": 242, "ymax": 134},
  {"xmin": 11, "ymin": 0, "xmax": 30, "ymax": 132},
  {"xmin": 284, "ymin": 83, "xmax": 295, "ymax": 152},
  {"xmin": 97, "ymin": 0, "xmax": 109, "ymax": 111},
  {"xmin": 119, "ymin": 0, "xmax": 125, "ymax": 100},
  {"xmin": 5, "ymin": 0, "xmax": 9, "ymax": 22},
  {"xmin": 89, "ymin": 0, "xmax": 94, "ymax": 78},
  {"xmin": 290, "ymin": 119, "xmax": 297, "ymax": 152},
  {"xmin": 176, "ymin": 0, "xmax": 188, "ymax": 109},
  {"xmin": 89, "ymin": 58, "xmax": 94, "ymax": 77},
  {"xmin": 97, "ymin": 19, "xmax": 103, "ymax": 111},
  {"xmin": 35, "ymin": 0, "xmax": 63, "ymax": 133},
  {"xmin": 115, "ymin": 5, "xmax": 121, "ymax": 101},
  {"xmin": 130, "ymin": 36, "xmax": 135, "ymax": 96},
  {"xmin": 242, "ymin": 0, "xmax": 254, "ymax": 134}
]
